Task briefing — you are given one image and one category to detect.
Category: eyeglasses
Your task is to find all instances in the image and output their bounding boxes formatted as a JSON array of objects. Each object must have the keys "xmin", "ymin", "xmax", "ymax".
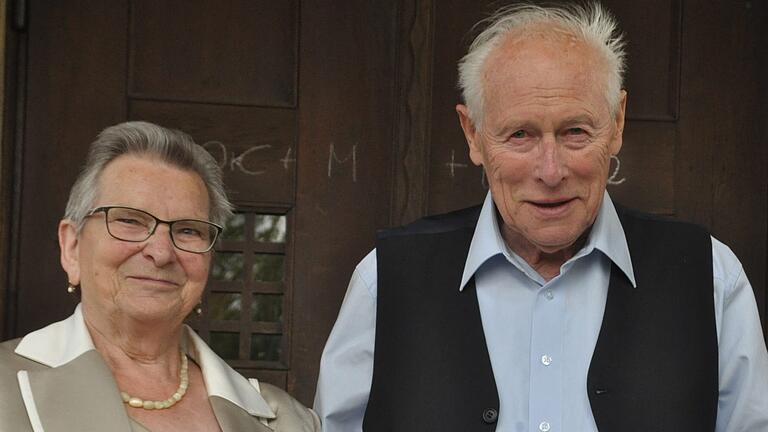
[{"xmin": 86, "ymin": 206, "xmax": 222, "ymax": 254}]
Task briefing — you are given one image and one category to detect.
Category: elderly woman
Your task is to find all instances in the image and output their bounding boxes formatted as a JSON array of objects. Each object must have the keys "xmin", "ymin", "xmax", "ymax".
[{"xmin": 0, "ymin": 121, "xmax": 320, "ymax": 431}]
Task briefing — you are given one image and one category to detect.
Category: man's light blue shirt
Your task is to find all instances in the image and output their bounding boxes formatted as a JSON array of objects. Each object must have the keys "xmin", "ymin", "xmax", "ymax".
[{"xmin": 314, "ymin": 191, "xmax": 768, "ymax": 431}]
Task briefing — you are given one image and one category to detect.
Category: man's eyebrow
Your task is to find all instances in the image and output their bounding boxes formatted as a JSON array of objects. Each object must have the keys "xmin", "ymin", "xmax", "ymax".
[
  {"xmin": 493, "ymin": 121, "xmax": 535, "ymax": 136},
  {"xmin": 560, "ymin": 115, "xmax": 598, "ymax": 127}
]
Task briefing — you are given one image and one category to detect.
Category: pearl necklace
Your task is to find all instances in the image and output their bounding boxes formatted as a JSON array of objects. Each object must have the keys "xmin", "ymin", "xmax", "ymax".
[{"xmin": 120, "ymin": 351, "xmax": 189, "ymax": 410}]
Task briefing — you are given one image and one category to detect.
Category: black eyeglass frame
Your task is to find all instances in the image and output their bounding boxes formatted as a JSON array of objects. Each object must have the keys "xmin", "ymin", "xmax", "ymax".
[{"xmin": 86, "ymin": 206, "xmax": 223, "ymax": 254}]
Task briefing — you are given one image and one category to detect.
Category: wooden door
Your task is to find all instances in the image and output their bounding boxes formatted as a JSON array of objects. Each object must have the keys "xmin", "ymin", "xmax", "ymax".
[
  {"xmin": 0, "ymin": 0, "xmax": 398, "ymax": 404},
  {"xmin": 1, "ymin": 0, "xmax": 765, "ymax": 407}
]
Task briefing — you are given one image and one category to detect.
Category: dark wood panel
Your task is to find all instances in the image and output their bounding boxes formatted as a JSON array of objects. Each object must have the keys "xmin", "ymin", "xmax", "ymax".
[
  {"xmin": 427, "ymin": 0, "xmax": 485, "ymax": 214},
  {"xmin": 0, "ymin": 0, "xmax": 16, "ymax": 339},
  {"xmin": 676, "ymin": 0, "xmax": 765, "ymax": 325},
  {"xmin": 130, "ymin": 100, "xmax": 296, "ymax": 205},
  {"xmin": 129, "ymin": 0, "xmax": 298, "ymax": 107},
  {"xmin": 683, "ymin": 0, "xmax": 767, "ymax": 325},
  {"xmin": 292, "ymin": 0, "xmax": 398, "ymax": 405},
  {"xmin": 607, "ymin": 0, "xmax": 681, "ymax": 120},
  {"xmin": 14, "ymin": 0, "xmax": 128, "ymax": 336},
  {"xmin": 605, "ymin": 120, "xmax": 676, "ymax": 214},
  {"xmin": 427, "ymin": 139, "xmax": 484, "ymax": 215},
  {"xmin": 763, "ymin": 3, "xmax": 768, "ymax": 332}
]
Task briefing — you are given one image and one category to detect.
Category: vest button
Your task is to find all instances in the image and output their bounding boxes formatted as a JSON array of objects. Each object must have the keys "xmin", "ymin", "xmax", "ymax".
[{"xmin": 482, "ymin": 408, "xmax": 498, "ymax": 424}]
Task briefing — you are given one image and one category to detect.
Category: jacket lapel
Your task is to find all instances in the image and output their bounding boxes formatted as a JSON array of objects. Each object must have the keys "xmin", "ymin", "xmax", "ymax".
[
  {"xmin": 22, "ymin": 350, "xmax": 134, "ymax": 432},
  {"xmin": 210, "ymin": 396, "xmax": 274, "ymax": 432}
]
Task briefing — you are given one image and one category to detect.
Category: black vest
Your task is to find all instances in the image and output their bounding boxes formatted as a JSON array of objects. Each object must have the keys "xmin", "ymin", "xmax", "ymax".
[{"xmin": 363, "ymin": 205, "xmax": 718, "ymax": 431}]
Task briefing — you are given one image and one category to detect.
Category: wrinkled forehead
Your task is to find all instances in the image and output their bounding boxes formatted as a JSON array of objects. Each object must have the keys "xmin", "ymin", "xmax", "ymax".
[
  {"xmin": 482, "ymin": 26, "xmax": 610, "ymax": 108},
  {"xmin": 503, "ymin": 23, "xmax": 585, "ymax": 47},
  {"xmin": 489, "ymin": 26, "xmax": 604, "ymax": 79},
  {"xmin": 94, "ymin": 154, "xmax": 210, "ymax": 216}
]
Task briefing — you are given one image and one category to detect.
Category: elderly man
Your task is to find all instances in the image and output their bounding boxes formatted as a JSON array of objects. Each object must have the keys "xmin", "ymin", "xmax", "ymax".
[{"xmin": 315, "ymin": 2, "xmax": 768, "ymax": 432}]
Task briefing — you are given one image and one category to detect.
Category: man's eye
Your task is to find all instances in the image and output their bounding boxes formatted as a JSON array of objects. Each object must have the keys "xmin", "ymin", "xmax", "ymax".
[{"xmin": 511, "ymin": 130, "xmax": 526, "ymax": 139}]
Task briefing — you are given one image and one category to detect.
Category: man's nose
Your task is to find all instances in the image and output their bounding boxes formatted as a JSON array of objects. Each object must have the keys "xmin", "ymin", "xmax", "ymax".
[
  {"xmin": 142, "ymin": 224, "xmax": 178, "ymax": 265},
  {"xmin": 535, "ymin": 135, "xmax": 566, "ymax": 187}
]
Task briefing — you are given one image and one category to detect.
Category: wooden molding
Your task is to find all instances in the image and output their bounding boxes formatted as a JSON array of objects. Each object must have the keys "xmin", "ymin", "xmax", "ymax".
[{"xmin": 389, "ymin": 0, "xmax": 435, "ymax": 227}]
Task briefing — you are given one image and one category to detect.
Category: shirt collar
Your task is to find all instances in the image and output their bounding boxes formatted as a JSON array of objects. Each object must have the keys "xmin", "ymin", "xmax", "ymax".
[
  {"xmin": 460, "ymin": 190, "xmax": 636, "ymax": 290},
  {"xmin": 14, "ymin": 303, "xmax": 276, "ymax": 419},
  {"xmin": 182, "ymin": 326, "xmax": 275, "ymax": 418},
  {"xmin": 14, "ymin": 303, "xmax": 95, "ymax": 367},
  {"xmin": 460, "ymin": 192, "xmax": 508, "ymax": 290},
  {"xmin": 589, "ymin": 191, "xmax": 636, "ymax": 287}
]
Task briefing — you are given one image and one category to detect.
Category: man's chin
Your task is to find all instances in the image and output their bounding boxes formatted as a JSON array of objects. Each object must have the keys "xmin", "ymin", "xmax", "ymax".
[{"xmin": 526, "ymin": 230, "xmax": 584, "ymax": 255}]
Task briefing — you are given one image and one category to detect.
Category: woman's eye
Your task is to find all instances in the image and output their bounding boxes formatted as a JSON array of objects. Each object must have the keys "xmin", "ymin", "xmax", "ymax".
[
  {"xmin": 511, "ymin": 130, "xmax": 526, "ymax": 139},
  {"xmin": 175, "ymin": 227, "xmax": 204, "ymax": 239},
  {"xmin": 567, "ymin": 127, "xmax": 585, "ymax": 135},
  {"xmin": 116, "ymin": 218, "xmax": 143, "ymax": 226},
  {"xmin": 181, "ymin": 228, "xmax": 202, "ymax": 237}
]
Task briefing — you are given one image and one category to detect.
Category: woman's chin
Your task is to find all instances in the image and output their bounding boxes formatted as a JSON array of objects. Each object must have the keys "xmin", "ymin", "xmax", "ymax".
[{"xmin": 116, "ymin": 299, "xmax": 185, "ymax": 325}]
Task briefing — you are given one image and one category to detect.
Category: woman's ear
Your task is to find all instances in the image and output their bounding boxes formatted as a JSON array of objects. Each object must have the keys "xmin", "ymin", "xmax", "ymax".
[{"xmin": 59, "ymin": 220, "xmax": 81, "ymax": 286}]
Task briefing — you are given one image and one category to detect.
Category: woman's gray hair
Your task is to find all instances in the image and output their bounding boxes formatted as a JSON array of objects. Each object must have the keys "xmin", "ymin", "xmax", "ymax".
[
  {"xmin": 64, "ymin": 121, "xmax": 233, "ymax": 228},
  {"xmin": 458, "ymin": 1, "xmax": 627, "ymax": 128}
]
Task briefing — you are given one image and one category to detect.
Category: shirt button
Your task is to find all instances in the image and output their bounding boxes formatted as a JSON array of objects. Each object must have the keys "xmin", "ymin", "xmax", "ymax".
[
  {"xmin": 545, "ymin": 290, "xmax": 554, "ymax": 300},
  {"xmin": 539, "ymin": 421, "xmax": 551, "ymax": 431},
  {"xmin": 541, "ymin": 355, "xmax": 552, "ymax": 366}
]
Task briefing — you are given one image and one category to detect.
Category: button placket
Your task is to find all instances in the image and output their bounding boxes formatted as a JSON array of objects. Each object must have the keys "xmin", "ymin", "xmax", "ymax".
[{"xmin": 529, "ymin": 283, "xmax": 563, "ymax": 432}]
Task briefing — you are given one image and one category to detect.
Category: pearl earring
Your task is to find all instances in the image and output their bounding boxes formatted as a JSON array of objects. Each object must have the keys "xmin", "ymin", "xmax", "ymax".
[{"xmin": 67, "ymin": 283, "xmax": 78, "ymax": 294}]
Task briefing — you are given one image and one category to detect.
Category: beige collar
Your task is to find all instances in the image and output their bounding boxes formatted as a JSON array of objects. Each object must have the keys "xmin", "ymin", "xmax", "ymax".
[{"xmin": 15, "ymin": 304, "xmax": 276, "ymax": 420}]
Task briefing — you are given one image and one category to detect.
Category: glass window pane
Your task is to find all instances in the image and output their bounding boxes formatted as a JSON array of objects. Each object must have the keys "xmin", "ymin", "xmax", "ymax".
[
  {"xmin": 254, "ymin": 214, "xmax": 287, "ymax": 243},
  {"xmin": 251, "ymin": 294, "xmax": 283, "ymax": 322},
  {"xmin": 210, "ymin": 332, "xmax": 239, "ymax": 360},
  {"xmin": 250, "ymin": 334, "xmax": 282, "ymax": 361},
  {"xmin": 221, "ymin": 214, "xmax": 246, "ymax": 241},
  {"xmin": 212, "ymin": 252, "xmax": 244, "ymax": 281},
  {"xmin": 209, "ymin": 293, "xmax": 241, "ymax": 320},
  {"xmin": 252, "ymin": 254, "xmax": 284, "ymax": 282}
]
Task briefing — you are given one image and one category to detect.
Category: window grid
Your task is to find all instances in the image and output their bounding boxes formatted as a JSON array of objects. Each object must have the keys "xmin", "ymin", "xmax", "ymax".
[{"xmin": 187, "ymin": 209, "xmax": 291, "ymax": 371}]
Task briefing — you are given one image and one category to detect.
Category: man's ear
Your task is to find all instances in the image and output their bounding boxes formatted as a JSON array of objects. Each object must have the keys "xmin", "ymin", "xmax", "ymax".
[
  {"xmin": 456, "ymin": 104, "xmax": 484, "ymax": 166},
  {"xmin": 58, "ymin": 220, "xmax": 81, "ymax": 286},
  {"xmin": 610, "ymin": 90, "xmax": 628, "ymax": 156}
]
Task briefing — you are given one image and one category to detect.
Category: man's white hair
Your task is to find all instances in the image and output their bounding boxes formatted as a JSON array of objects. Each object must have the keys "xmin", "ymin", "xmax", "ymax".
[{"xmin": 458, "ymin": 2, "xmax": 627, "ymax": 129}]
